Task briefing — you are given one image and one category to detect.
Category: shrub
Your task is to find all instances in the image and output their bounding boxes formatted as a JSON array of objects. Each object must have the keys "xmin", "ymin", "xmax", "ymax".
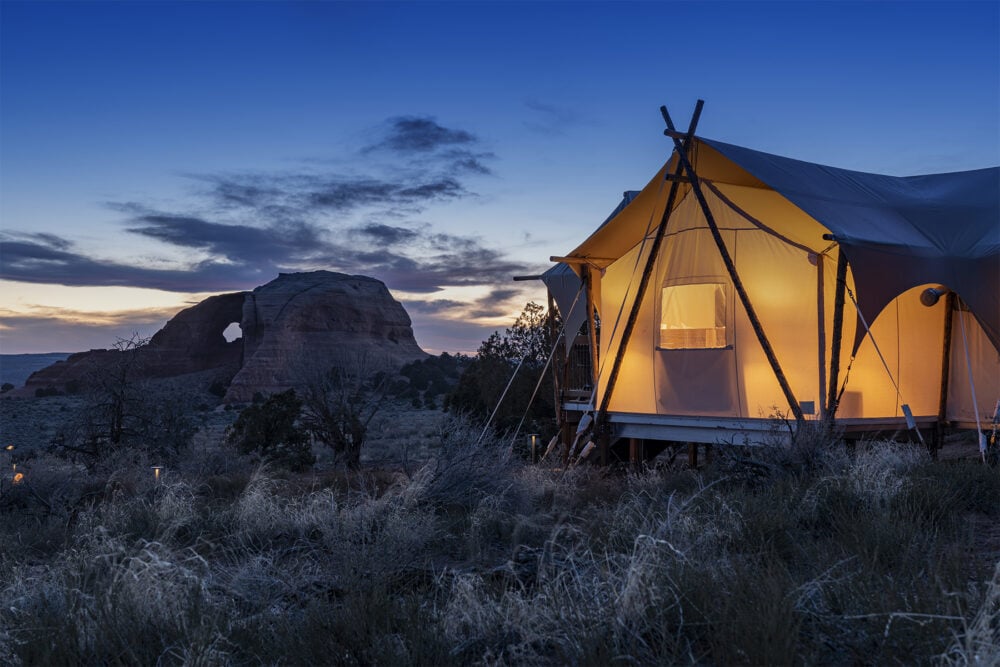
[{"xmin": 226, "ymin": 389, "xmax": 314, "ymax": 471}]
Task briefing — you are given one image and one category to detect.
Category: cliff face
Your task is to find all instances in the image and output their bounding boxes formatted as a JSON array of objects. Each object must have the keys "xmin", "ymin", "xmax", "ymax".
[{"xmin": 21, "ymin": 271, "xmax": 427, "ymax": 401}]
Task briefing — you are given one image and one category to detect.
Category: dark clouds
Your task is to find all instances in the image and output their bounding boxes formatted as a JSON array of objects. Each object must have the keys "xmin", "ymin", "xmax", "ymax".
[
  {"xmin": 367, "ymin": 116, "xmax": 476, "ymax": 153},
  {"xmin": 466, "ymin": 288, "xmax": 523, "ymax": 318},
  {"xmin": 198, "ymin": 172, "xmax": 470, "ymax": 222},
  {"xmin": 0, "ymin": 233, "xmax": 272, "ymax": 292},
  {"xmin": 0, "ymin": 115, "xmax": 543, "ymax": 298},
  {"xmin": 350, "ymin": 223, "xmax": 421, "ymax": 246},
  {"xmin": 364, "ymin": 116, "xmax": 496, "ymax": 177},
  {"xmin": 127, "ymin": 214, "xmax": 325, "ymax": 264}
]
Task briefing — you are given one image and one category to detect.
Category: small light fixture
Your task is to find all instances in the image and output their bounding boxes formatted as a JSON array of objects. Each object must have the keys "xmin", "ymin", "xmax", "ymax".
[
  {"xmin": 528, "ymin": 434, "xmax": 540, "ymax": 463},
  {"xmin": 12, "ymin": 472, "xmax": 24, "ymax": 485},
  {"xmin": 4, "ymin": 445, "xmax": 13, "ymax": 452},
  {"xmin": 151, "ymin": 465, "xmax": 164, "ymax": 482},
  {"xmin": 920, "ymin": 287, "xmax": 947, "ymax": 307}
]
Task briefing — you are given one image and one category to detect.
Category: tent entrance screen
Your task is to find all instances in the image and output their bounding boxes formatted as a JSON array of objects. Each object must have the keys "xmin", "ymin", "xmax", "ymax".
[{"xmin": 659, "ymin": 282, "xmax": 727, "ymax": 349}]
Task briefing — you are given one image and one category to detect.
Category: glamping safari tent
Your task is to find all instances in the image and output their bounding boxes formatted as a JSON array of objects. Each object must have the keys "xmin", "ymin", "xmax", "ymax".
[{"xmin": 542, "ymin": 101, "xmax": 999, "ymax": 461}]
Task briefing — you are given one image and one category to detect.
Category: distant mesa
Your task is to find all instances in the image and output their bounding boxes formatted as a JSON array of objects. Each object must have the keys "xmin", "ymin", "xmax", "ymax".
[{"xmin": 18, "ymin": 271, "xmax": 427, "ymax": 402}]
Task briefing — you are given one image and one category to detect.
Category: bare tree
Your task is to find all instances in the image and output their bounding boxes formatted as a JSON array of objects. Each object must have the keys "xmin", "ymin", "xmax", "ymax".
[
  {"xmin": 298, "ymin": 353, "xmax": 392, "ymax": 469},
  {"xmin": 51, "ymin": 333, "xmax": 150, "ymax": 461},
  {"xmin": 92, "ymin": 333, "xmax": 149, "ymax": 446},
  {"xmin": 51, "ymin": 333, "xmax": 195, "ymax": 465}
]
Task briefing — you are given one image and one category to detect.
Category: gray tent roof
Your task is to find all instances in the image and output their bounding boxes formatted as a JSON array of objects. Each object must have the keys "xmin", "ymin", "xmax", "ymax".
[{"xmin": 702, "ymin": 138, "xmax": 1000, "ymax": 349}]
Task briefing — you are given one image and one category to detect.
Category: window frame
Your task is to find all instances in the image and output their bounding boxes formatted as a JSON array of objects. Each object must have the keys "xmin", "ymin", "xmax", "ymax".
[{"xmin": 656, "ymin": 277, "xmax": 733, "ymax": 351}]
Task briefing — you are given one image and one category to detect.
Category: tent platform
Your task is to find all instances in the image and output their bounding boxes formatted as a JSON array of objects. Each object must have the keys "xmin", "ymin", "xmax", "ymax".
[{"xmin": 561, "ymin": 403, "xmax": 967, "ymax": 446}]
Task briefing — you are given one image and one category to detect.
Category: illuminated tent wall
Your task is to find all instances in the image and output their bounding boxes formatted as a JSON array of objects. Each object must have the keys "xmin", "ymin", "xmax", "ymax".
[{"xmin": 547, "ymin": 135, "xmax": 999, "ymax": 443}]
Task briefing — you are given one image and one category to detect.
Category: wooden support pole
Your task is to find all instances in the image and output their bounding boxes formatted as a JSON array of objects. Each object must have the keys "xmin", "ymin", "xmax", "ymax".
[
  {"xmin": 661, "ymin": 103, "xmax": 804, "ymax": 425},
  {"xmin": 937, "ymin": 291, "xmax": 956, "ymax": 422},
  {"xmin": 596, "ymin": 101, "xmax": 702, "ymax": 429},
  {"xmin": 688, "ymin": 442, "xmax": 699, "ymax": 469},
  {"xmin": 826, "ymin": 250, "xmax": 849, "ymax": 423},
  {"xmin": 935, "ymin": 291, "xmax": 956, "ymax": 454},
  {"xmin": 816, "ymin": 253, "xmax": 827, "ymax": 419},
  {"xmin": 548, "ymin": 290, "xmax": 562, "ymax": 425},
  {"xmin": 583, "ymin": 265, "xmax": 600, "ymax": 393}
]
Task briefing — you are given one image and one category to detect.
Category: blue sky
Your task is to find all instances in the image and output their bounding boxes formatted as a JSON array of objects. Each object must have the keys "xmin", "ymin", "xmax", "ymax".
[{"xmin": 1, "ymin": 0, "xmax": 997, "ymax": 354}]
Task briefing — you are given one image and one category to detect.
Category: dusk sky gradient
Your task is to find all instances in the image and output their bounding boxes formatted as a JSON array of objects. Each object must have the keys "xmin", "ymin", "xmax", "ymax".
[{"xmin": 1, "ymin": 1, "xmax": 997, "ymax": 354}]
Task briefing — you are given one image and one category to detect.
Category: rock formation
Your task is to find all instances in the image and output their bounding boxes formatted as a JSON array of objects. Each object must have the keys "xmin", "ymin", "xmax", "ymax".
[
  {"xmin": 225, "ymin": 272, "xmax": 426, "ymax": 402},
  {"xmin": 20, "ymin": 271, "xmax": 427, "ymax": 401}
]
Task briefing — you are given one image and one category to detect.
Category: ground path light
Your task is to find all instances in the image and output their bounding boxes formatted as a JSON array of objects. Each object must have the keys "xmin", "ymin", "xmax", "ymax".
[
  {"xmin": 528, "ymin": 433, "xmax": 539, "ymax": 463},
  {"xmin": 151, "ymin": 465, "xmax": 164, "ymax": 482}
]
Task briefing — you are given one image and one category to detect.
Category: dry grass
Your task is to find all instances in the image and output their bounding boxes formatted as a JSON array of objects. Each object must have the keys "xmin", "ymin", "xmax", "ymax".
[{"xmin": 0, "ymin": 424, "xmax": 997, "ymax": 665}]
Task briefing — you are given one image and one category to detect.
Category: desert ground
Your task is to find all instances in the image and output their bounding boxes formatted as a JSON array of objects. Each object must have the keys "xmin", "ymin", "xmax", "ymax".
[{"xmin": 1, "ymin": 380, "xmax": 998, "ymax": 665}]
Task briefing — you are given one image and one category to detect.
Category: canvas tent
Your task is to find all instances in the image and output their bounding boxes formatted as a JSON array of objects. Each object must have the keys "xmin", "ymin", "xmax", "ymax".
[{"xmin": 544, "ymin": 107, "xmax": 999, "ymax": 451}]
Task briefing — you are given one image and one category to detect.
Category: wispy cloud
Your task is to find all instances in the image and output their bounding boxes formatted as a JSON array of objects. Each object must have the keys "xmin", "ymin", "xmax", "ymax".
[
  {"xmin": 0, "ymin": 233, "xmax": 274, "ymax": 292},
  {"xmin": 0, "ymin": 115, "xmax": 533, "ymax": 297},
  {"xmin": 0, "ymin": 304, "xmax": 182, "ymax": 328},
  {"xmin": 1, "ymin": 115, "xmax": 548, "ymax": 352},
  {"xmin": 363, "ymin": 116, "xmax": 496, "ymax": 176},
  {"xmin": 523, "ymin": 99, "xmax": 586, "ymax": 135},
  {"xmin": 366, "ymin": 116, "xmax": 476, "ymax": 153},
  {"xmin": 0, "ymin": 302, "xmax": 187, "ymax": 354}
]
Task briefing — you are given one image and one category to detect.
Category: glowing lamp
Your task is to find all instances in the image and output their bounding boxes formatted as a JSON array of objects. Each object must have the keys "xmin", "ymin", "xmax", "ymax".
[
  {"xmin": 12, "ymin": 472, "xmax": 24, "ymax": 485},
  {"xmin": 528, "ymin": 434, "xmax": 540, "ymax": 463},
  {"xmin": 151, "ymin": 465, "xmax": 164, "ymax": 482}
]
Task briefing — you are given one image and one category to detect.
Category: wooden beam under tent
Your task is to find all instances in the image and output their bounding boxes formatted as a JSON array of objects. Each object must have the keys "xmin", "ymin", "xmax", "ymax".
[
  {"xmin": 661, "ymin": 102, "xmax": 806, "ymax": 425},
  {"xmin": 826, "ymin": 250, "xmax": 849, "ymax": 424},
  {"xmin": 594, "ymin": 100, "xmax": 704, "ymax": 456}
]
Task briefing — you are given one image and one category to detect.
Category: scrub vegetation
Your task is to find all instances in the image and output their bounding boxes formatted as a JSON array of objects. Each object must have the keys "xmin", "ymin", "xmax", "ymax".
[{"xmin": 0, "ymin": 421, "xmax": 997, "ymax": 666}]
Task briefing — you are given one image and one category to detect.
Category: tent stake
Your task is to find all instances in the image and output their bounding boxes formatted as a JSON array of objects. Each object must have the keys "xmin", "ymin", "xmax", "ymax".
[
  {"xmin": 661, "ymin": 103, "xmax": 805, "ymax": 425},
  {"xmin": 594, "ymin": 101, "xmax": 703, "ymax": 451},
  {"xmin": 826, "ymin": 251, "xmax": 849, "ymax": 425}
]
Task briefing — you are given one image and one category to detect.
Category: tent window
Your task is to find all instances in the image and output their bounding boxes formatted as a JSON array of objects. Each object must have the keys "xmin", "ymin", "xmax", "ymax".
[{"xmin": 659, "ymin": 283, "xmax": 727, "ymax": 349}]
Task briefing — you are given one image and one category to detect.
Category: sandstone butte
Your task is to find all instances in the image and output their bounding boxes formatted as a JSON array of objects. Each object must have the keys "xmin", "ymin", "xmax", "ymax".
[{"xmin": 19, "ymin": 271, "xmax": 428, "ymax": 402}]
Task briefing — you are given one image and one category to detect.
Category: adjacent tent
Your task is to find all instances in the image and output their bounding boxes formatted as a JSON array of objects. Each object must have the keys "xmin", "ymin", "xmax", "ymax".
[{"xmin": 548, "ymin": 137, "xmax": 999, "ymax": 437}]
